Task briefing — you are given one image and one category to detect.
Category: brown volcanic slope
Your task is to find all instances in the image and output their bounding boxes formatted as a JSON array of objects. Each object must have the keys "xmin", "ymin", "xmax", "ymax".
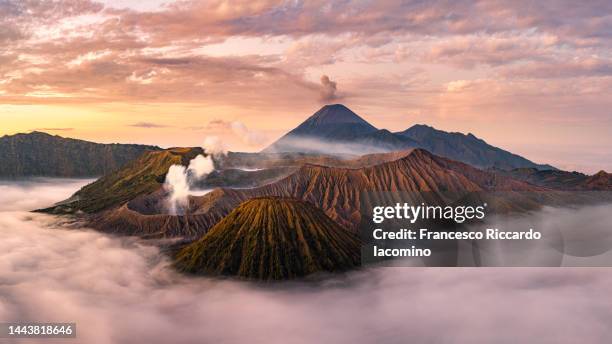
[
  {"xmin": 584, "ymin": 171, "xmax": 612, "ymax": 190},
  {"xmin": 40, "ymin": 147, "xmax": 203, "ymax": 214},
  {"xmin": 95, "ymin": 149, "xmax": 548, "ymax": 238},
  {"xmin": 174, "ymin": 197, "xmax": 361, "ymax": 280},
  {"xmin": 493, "ymin": 168, "xmax": 611, "ymax": 191}
]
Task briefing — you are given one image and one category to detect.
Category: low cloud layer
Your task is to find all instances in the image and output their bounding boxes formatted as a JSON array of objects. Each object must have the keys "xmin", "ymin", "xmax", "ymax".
[
  {"xmin": 265, "ymin": 136, "xmax": 394, "ymax": 156},
  {"xmin": 1, "ymin": 180, "xmax": 612, "ymax": 343},
  {"xmin": 129, "ymin": 122, "xmax": 170, "ymax": 129},
  {"xmin": 32, "ymin": 127, "xmax": 75, "ymax": 132}
]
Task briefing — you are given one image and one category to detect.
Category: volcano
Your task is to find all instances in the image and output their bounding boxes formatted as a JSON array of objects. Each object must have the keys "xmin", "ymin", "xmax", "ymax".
[
  {"xmin": 174, "ymin": 197, "xmax": 361, "ymax": 280},
  {"xmin": 84, "ymin": 148, "xmax": 554, "ymax": 239},
  {"xmin": 40, "ymin": 147, "xmax": 203, "ymax": 214},
  {"xmin": 263, "ymin": 104, "xmax": 418, "ymax": 154},
  {"xmin": 269, "ymin": 104, "xmax": 378, "ymax": 140},
  {"xmin": 264, "ymin": 104, "xmax": 554, "ymax": 170}
]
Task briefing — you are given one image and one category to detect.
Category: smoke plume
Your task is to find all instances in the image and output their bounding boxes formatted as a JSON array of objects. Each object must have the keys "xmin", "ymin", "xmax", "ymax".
[{"xmin": 320, "ymin": 75, "xmax": 339, "ymax": 102}]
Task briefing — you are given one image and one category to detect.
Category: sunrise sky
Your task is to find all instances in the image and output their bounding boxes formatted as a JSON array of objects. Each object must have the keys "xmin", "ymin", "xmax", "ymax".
[{"xmin": 1, "ymin": 0, "xmax": 611, "ymax": 172}]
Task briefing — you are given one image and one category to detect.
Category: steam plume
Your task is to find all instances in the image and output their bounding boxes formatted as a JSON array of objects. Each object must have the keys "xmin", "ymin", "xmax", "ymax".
[
  {"xmin": 203, "ymin": 136, "xmax": 227, "ymax": 155},
  {"xmin": 164, "ymin": 137, "xmax": 227, "ymax": 214},
  {"xmin": 187, "ymin": 154, "xmax": 214, "ymax": 179},
  {"xmin": 164, "ymin": 165, "xmax": 190, "ymax": 215}
]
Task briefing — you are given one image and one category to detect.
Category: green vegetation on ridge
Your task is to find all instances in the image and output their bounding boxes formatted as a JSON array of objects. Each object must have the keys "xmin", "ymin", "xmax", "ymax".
[{"xmin": 40, "ymin": 147, "xmax": 203, "ymax": 214}]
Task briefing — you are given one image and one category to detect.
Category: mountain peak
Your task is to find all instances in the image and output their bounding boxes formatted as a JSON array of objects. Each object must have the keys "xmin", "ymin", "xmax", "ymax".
[
  {"xmin": 29, "ymin": 131, "xmax": 54, "ymax": 136},
  {"xmin": 262, "ymin": 104, "xmax": 385, "ymax": 153},
  {"xmin": 306, "ymin": 104, "xmax": 376, "ymax": 128},
  {"xmin": 397, "ymin": 124, "xmax": 555, "ymax": 170},
  {"xmin": 173, "ymin": 197, "xmax": 361, "ymax": 280}
]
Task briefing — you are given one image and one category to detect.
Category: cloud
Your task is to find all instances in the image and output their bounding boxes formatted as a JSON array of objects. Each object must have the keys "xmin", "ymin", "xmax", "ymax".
[
  {"xmin": 0, "ymin": 0, "xmax": 610, "ymax": 109},
  {"xmin": 0, "ymin": 0, "xmax": 103, "ymax": 44},
  {"xmin": 423, "ymin": 33, "xmax": 560, "ymax": 68},
  {"xmin": 0, "ymin": 49, "xmax": 328, "ymax": 107},
  {"xmin": 229, "ymin": 121, "xmax": 267, "ymax": 146},
  {"xmin": 33, "ymin": 127, "xmax": 74, "ymax": 131},
  {"xmin": 500, "ymin": 58, "xmax": 612, "ymax": 79},
  {"xmin": 3, "ymin": 180, "xmax": 612, "ymax": 344},
  {"xmin": 205, "ymin": 119, "xmax": 267, "ymax": 146},
  {"xmin": 129, "ymin": 122, "xmax": 170, "ymax": 128},
  {"xmin": 445, "ymin": 80, "xmax": 476, "ymax": 92},
  {"xmin": 264, "ymin": 136, "xmax": 396, "ymax": 155},
  {"xmin": 0, "ymin": 178, "xmax": 92, "ymax": 211}
]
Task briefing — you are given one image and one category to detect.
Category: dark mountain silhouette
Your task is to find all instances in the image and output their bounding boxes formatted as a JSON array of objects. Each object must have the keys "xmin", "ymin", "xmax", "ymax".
[
  {"xmin": 0, "ymin": 131, "xmax": 160, "ymax": 177},
  {"xmin": 272, "ymin": 104, "xmax": 378, "ymax": 139},
  {"xmin": 264, "ymin": 104, "xmax": 554, "ymax": 170},
  {"xmin": 263, "ymin": 104, "xmax": 419, "ymax": 154},
  {"xmin": 174, "ymin": 197, "xmax": 361, "ymax": 280},
  {"xmin": 397, "ymin": 124, "xmax": 555, "ymax": 170}
]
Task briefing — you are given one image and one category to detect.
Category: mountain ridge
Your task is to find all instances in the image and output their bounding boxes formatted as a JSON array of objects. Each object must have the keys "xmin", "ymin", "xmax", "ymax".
[
  {"xmin": 81, "ymin": 148, "xmax": 553, "ymax": 239},
  {"xmin": 38, "ymin": 147, "xmax": 203, "ymax": 214},
  {"xmin": 264, "ymin": 104, "xmax": 554, "ymax": 170},
  {"xmin": 0, "ymin": 131, "xmax": 161, "ymax": 178},
  {"xmin": 397, "ymin": 124, "xmax": 555, "ymax": 170},
  {"xmin": 263, "ymin": 104, "xmax": 420, "ymax": 154}
]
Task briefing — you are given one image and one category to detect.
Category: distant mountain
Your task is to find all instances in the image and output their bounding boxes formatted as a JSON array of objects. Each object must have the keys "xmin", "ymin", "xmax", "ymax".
[
  {"xmin": 39, "ymin": 147, "xmax": 203, "ymax": 214},
  {"xmin": 264, "ymin": 104, "xmax": 554, "ymax": 170},
  {"xmin": 0, "ymin": 131, "xmax": 160, "ymax": 178},
  {"xmin": 396, "ymin": 124, "xmax": 555, "ymax": 170},
  {"xmin": 263, "ymin": 104, "xmax": 419, "ymax": 154},
  {"xmin": 494, "ymin": 167, "xmax": 611, "ymax": 190},
  {"xmin": 585, "ymin": 171, "xmax": 612, "ymax": 190},
  {"xmin": 174, "ymin": 197, "xmax": 361, "ymax": 280}
]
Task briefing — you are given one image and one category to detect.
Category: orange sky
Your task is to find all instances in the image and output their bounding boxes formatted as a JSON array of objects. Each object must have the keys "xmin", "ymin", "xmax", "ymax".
[{"xmin": 1, "ymin": 1, "xmax": 611, "ymax": 173}]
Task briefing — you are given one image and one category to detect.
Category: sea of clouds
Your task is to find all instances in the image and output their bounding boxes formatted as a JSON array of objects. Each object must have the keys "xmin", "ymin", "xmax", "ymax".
[{"xmin": 1, "ymin": 179, "xmax": 612, "ymax": 344}]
